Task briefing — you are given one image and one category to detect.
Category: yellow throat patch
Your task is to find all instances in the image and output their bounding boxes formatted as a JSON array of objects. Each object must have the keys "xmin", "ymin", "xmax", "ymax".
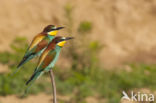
[
  {"xmin": 57, "ymin": 41, "xmax": 66, "ymax": 47},
  {"xmin": 48, "ymin": 30, "xmax": 58, "ymax": 36}
]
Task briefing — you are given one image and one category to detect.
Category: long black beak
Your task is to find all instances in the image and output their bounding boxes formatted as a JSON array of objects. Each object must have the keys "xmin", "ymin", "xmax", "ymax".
[
  {"xmin": 64, "ymin": 37, "xmax": 74, "ymax": 40},
  {"xmin": 56, "ymin": 27, "xmax": 64, "ymax": 30}
]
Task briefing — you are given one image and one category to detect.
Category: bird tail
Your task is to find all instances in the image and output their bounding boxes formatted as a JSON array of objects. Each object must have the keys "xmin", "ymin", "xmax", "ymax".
[
  {"xmin": 25, "ymin": 70, "xmax": 44, "ymax": 94},
  {"xmin": 17, "ymin": 57, "xmax": 27, "ymax": 68},
  {"xmin": 26, "ymin": 71, "xmax": 43, "ymax": 85},
  {"xmin": 17, "ymin": 53, "xmax": 35, "ymax": 68},
  {"xmin": 12, "ymin": 57, "xmax": 28, "ymax": 76},
  {"xmin": 13, "ymin": 53, "xmax": 35, "ymax": 75},
  {"xmin": 11, "ymin": 58, "xmax": 27, "ymax": 76}
]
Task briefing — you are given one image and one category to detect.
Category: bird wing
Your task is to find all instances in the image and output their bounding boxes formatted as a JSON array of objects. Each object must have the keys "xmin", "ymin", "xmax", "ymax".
[
  {"xmin": 16, "ymin": 34, "xmax": 49, "ymax": 69},
  {"xmin": 23, "ymin": 34, "xmax": 45, "ymax": 57},
  {"xmin": 26, "ymin": 49, "xmax": 56, "ymax": 87},
  {"xmin": 35, "ymin": 37, "xmax": 49, "ymax": 53},
  {"xmin": 36, "ymin": 48, "xmax": 56, "ymax": 71},
  {"xmin": 16, "ymin": 37, "xmax": 49, "ymax": 68},
  {"xmin": 28, "ymin": 34, "xmax": 45, "ymax": 51}
]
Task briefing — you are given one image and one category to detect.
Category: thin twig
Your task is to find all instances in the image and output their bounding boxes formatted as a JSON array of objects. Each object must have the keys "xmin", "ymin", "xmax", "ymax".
[{"xmin": 49, "ymin": 69, "xmax": 57, "ymax": 103}]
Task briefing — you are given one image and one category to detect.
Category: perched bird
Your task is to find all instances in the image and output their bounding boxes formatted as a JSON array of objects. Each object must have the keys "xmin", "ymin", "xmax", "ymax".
[
  {"xmin": 26, "ymin": 36, "xmax": 73, "ymax": 86},
  {"xmin": 15, "ymin": 25, "xmax": 64, "ymax": 73}
]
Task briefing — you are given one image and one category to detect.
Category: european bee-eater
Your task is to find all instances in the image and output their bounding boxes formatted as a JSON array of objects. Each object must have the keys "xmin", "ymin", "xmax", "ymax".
[
  {"xmin": 26, "ymin": 36, "xmax": 73, "ymax": 86},
  {"xmin": 15, "ymin": 25, "xmax": 64, "ymax": 73}
]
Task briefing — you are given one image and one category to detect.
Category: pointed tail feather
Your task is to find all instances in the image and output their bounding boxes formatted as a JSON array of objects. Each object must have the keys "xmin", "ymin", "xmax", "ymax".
[
  {"xmin": 26, "ymin": 72, "xmax": 36, "ymax": 85},
  {"xmin": 12, "ymin": 67, "xmax": 21, "ymax": 76},
  {"xmin": 17, "ymin": 53, "xmax": 35, "ymax": 68},
  {"xmin": 24, "ymin": 73, "xmax": 35, "ymax": 94},
  {"xmin": 13, "ymin": 53, "xmax": 35, "ymax": 75},
  {"xmin": 26, "ymin": 71, "xmax": 42, "ymax": 85},
  {"xmin": 11, "ymin": 57, "xmax": 27, "ymax": 76},
  {"xmin": 26, "ymin": 70, "xmax": 43, "ymax": 86},
  {"xmin": 33, "ymin": 67, "xmax": 38, "ymax": 73},
  {"xmin": 17, "ymin": 57, "xmax": 27, "ymax": 68},
  {"xmin": 25, "ymin": 71, "xmax": 43, "ymax": 93}
]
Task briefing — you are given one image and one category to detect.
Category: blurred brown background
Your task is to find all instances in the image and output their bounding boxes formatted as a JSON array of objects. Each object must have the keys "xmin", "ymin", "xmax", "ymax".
[
  {"xmin": 1, "ymin": 0, "xmax": 156, "ymax": 67},
  {"xmin": 0, "ymin": 0, "xmax": 156, "ymax": 103}
]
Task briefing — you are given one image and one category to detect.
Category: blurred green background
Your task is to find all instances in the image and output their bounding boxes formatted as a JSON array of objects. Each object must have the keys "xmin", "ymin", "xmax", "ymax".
[{"xmin": 0, "ymin": 0, "xmax": 156, "ymax": 103}]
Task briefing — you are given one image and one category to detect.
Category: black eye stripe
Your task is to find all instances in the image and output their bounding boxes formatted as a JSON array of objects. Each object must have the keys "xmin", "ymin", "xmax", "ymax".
[
  {"xmin": 48, "ymin": 29, "xmax": 57, "ymax": 32},
  {"xmin": 51, "ymin": 29, "xmax": 56, "ymax": 30}
]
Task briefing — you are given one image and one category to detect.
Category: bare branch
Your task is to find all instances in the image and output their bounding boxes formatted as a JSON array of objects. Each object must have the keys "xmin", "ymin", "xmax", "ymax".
[{"xmin": 49, "ymin": 69, "xmax": 57, "ymax": 103}]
